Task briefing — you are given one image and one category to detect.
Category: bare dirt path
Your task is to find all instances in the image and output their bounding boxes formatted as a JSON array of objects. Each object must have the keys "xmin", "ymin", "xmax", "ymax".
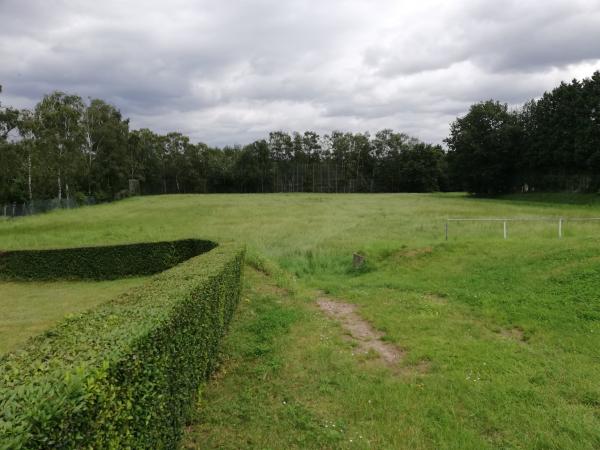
[{"xmin": 316, "ymin": 297, "xmax": 404, "ymax": 365}]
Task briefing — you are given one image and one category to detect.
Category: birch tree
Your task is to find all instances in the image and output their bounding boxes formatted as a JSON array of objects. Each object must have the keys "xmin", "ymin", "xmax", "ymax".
[
  {"xmin": 33, "ymin": 92, "xmax": 84, "ymax": 202},
  {"xmin": 16, "ymin": 110, "xmax": 36, "ymax": 202}
]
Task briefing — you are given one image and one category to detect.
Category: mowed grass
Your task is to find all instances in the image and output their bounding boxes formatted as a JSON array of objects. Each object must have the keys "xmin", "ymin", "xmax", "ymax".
[
  {"xmin": 0, "ymin": 277, "xmax": 147, "ymax": 353},
  {"xmin": 1, "ymin": 193, "xmax": 600, "ymax": 449}
]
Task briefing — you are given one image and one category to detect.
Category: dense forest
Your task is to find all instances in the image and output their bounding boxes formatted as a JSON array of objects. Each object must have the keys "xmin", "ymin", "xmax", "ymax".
[{"xmin": 1, "ymin": 70, "xmax": 599, "ymax": 205}]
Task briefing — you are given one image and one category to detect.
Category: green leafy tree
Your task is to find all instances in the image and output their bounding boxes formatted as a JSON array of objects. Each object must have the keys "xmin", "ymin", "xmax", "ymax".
[
  {"xmin": 446, "ymin": 100, "xmax": 523, "ymax": 194},
  {"xmin": 82, "ymin": 99, "xmax": 130, "ymax": 199},
  {"xmin": 234, "ymin": 140, "xmax": 272, "ymax": 192},
  {"xmin": 16, "ymin": 110, "xmax": 37, "ymax": 202},
  {"xmin": 33, "ymin": 92, "xmax": 85, "ymax": 201}
]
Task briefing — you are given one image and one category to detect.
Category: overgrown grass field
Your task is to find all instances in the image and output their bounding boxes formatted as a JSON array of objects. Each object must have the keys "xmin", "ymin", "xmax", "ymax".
[{"xmin": 1, "ymin": 193, "xmax": 599, "ymax": 449}]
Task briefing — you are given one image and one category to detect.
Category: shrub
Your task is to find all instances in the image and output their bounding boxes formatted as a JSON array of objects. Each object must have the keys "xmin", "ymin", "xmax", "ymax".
[
  {"xmin": 0, "ymin": 242, "xmax": 245, "ymax": 449},
  {"xmin": 0, "ymin": 239, "xmax": 216, "ymax": 280}
]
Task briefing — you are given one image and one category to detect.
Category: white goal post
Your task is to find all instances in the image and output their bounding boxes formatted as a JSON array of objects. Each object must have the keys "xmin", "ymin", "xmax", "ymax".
[{"xmin": 444, "ymin": 217, "xmax": 600, "ymax": 240}]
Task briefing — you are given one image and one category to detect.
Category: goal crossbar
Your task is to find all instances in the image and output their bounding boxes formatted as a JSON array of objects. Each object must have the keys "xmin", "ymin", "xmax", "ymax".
[{"xmin": 444, "ymin": 217, "xmax": 600, "ymax": 240}]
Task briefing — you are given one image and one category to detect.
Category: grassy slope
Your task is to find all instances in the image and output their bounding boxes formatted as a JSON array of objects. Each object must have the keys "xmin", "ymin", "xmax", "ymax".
[{"xmin": 1, "ymin": 193, "xmax": 599, "ymax": 449}]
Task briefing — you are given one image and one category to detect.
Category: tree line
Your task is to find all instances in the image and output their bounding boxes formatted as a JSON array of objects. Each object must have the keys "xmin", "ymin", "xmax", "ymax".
[
  {"xmin": 0, "ymin": 88, "xmax": 447, "ymax": 204},
  {"xmin": 1, "ymin": 70, "xmax": 599, "ymax": 203},
  {"xmin": 446, "ymin": 71, "xmax": 600, "ymax": 194}
]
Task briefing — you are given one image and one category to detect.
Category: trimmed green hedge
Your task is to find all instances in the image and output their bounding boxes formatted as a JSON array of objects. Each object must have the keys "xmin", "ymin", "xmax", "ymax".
[
  {"xmin": 0, "ymin": 242, "xmax": 245, "ymax": 449},
  {"xmin": 0, "ymin": 239, "xmax": 216, "ymax": 280}
]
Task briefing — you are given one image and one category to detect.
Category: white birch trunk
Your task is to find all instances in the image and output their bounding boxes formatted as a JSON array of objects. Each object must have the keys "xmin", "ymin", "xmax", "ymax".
[
  {"xmin": 27, "ymin": 152, "xmax": 32, "ymax": 202},
  {"xmin": 57, "ymin": 169, "xmax": 62, "ymax": 202}
]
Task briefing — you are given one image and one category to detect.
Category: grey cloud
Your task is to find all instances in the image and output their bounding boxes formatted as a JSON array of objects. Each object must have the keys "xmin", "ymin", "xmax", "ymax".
[
  {"xmin": 368, "ymin": 1, "xmax": 600, "ymax": 76},
  {"xmin": 1, "ymin": 0, "xmax": 599, "ymax": 147}
]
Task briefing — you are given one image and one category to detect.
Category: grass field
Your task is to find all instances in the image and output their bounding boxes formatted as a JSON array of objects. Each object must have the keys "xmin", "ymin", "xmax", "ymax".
[
  {"xmin": 0, "ymin": 277, "xmax": 146, "ymax": 354},
  {"xmin": 1, "ymin": 193, "xmax": 600, "ymax": 449}
]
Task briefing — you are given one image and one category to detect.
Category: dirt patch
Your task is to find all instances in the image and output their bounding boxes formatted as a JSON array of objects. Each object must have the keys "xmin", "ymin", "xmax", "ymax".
[
  {"xmin": 398, "ymin": 359, "xmax": 431, "ymax": 376},
  {"xmin": 257, "ymin": 282, "xmax": 288, "ymax": 296},
  {"xmin": 316, "ymin": 298, "xmax": 404, "ymax": 365},
  {"xmin": 499, "ymin": 327, "xmax": 526, "ymax": 342},
  {"xmin": 399, "ymin": 246, "xmax": 433, "ymax": 258},
  {"xmin": 423, "ymin": 293, "xmax": 447, "ymax": 305}
]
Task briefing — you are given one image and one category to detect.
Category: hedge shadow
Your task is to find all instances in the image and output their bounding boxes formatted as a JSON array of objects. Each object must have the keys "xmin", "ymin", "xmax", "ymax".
[{"xmin": 0, "ymin": 238, "xmax": 216, "ymax": 281}]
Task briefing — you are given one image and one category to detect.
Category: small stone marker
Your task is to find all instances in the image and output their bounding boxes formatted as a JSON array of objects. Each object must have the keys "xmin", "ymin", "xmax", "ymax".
[{"xmin": 353, "ymin": 253, "xmax": 365, "ymax": 268}]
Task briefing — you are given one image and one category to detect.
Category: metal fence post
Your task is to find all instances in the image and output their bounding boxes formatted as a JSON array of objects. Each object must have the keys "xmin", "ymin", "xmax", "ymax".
[
  {"xmin": 446, "ymin": 217, "xmax": 600, "ymax": 240},
  {"xmin": 558, "ymin": 218, "xmax": 563, "ymax": 239}
]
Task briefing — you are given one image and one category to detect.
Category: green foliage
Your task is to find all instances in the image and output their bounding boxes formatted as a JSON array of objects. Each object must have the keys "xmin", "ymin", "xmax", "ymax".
[
  {"xmin": 519, "ymin": 72, "xmax": 600, "ymax": 191},
  {"xmin": 83, "ymin": 99, "xmax": 130, "ymax": 200},
  {"xmin": 0, "ymin": 105, "xmax": 19, "ymax": 141},
  {"xmin": 446, "ymin": 100, "xmax": 522, "ymax": 194},
  {"xmin": 0, "ymin": 241, "xmax": 244, "ymax": 449},
  {"xmin": 2, "ymin": 71, "xmax": 600, "ymax": 202},
  {"xmin": 448, "ymin": 71, "xmax": 600, "ymax": 194},
  {"xmin": 32, "ymin": 92, "xmax": 86, "ymax": 201},
  {"xmin": 0, "ymin": 239, "xmax": 216, "ymax": 281},
  {"xmin": 1, "ymin": 88, "xmax": 450, "ymax": 204}
]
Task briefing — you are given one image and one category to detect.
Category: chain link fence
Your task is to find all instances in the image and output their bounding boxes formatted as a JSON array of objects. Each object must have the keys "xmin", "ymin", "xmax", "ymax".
[{"xmin": 1, "ymin": 197, "xmax": 97, "ymax": 218}]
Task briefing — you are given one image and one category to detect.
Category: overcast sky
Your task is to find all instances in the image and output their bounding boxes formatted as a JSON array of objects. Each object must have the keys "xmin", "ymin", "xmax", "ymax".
[{"xmin": 1, "ymin": 0, "xmax": 599, "ymax": 146}]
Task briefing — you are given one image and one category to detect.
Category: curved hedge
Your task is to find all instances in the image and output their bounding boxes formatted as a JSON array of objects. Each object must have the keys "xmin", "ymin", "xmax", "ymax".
[
  {"xmin": 0, "ymin": 241, "xmax": 245, "ymax": 449},
  {"xmin": 0, "ymin": 238, "xmax": 216, "ymax": 280}
]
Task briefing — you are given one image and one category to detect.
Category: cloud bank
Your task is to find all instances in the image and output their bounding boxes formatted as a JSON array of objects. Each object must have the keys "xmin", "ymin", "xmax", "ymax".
[{"xmin": 1, "ymin": 0, "xmax": 599, "ymax": 146}]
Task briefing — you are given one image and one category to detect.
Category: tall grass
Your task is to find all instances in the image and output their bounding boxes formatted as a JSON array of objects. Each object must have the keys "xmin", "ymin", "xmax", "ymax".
[{"xmin": 2, "ymin": 193, "xmax": 600, "ymax": 449}]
